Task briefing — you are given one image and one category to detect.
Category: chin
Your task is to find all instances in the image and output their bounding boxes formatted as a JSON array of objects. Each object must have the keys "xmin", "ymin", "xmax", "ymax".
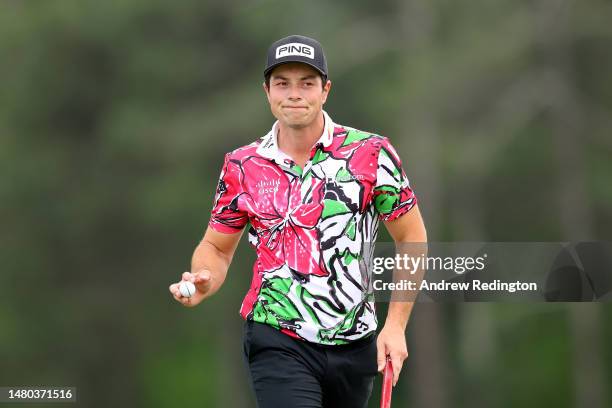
[
  {"xmin": 282, "ymin": 115, "xmax": 310, "ymax": 128},
  {"xmin": 289, "ymin": 124, "xmax": 309, "ymax": 130},
  {"xmin": 285, "ymin": 120, "xmax": 309, "ymax": 129}
]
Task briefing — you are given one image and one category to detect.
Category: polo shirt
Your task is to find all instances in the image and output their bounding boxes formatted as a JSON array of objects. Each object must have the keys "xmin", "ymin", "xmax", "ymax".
[{"xmin": 209, "ymin": 110, "xmax": 417, "ymax": 345}]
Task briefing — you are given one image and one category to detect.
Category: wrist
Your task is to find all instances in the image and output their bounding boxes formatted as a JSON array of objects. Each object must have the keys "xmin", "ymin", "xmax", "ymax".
[{"xmin": 382, "ymin": 320, "xmax": 406, "ymax": 332}]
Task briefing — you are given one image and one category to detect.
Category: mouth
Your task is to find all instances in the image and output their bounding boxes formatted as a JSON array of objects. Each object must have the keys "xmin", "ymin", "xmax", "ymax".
[{"xmin": 282, "ymin": 106, "xmax": 308, "ymax": 110}]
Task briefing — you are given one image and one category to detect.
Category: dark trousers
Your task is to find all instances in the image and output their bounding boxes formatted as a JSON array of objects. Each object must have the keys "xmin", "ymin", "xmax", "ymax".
[{"xmin": 242, "ymin": 320, "xmax": 378, "ymax": 408}]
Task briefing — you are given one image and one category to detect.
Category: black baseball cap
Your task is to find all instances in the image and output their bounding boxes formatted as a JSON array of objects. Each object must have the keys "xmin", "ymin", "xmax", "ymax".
[{"xmin": 264, "ymin": 35, "xmax": 328, "ymax": 78}]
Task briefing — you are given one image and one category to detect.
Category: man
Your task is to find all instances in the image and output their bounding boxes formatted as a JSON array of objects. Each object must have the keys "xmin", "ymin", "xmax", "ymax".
[{"xmin": 169, "ymin": 35, "xmax": 427, "ymax": 408}]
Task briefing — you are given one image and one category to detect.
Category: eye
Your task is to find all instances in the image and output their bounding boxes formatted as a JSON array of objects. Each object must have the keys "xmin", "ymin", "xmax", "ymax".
[{"xmin": 303, "ymin": 82, "xmax": 314, "ymax": 87}]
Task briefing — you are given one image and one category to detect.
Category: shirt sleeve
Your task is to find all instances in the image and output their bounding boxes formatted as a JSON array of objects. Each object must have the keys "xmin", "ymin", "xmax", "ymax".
[
  {"xmin": 208, "ymin": 153, "xmax": 249, "ymax": 233},
  {"xmin": 373, "ymin": 137, "xmax": 417, "ymax": 221}
]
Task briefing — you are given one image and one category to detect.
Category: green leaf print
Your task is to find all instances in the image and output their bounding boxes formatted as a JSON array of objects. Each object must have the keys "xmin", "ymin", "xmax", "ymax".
[
  {"xmin": 335, "ymin": 168, "xmax": 352, "ymax": 182},
  {"xmin": 345, "ymin": 219, "xmax": 356, "ymax": 240},
  {"xmin": 342, "ymin": 129, "xmax": 371, "ymax": 146},
  {"xmin": 317, "ymin": 304, "xmax": 362, "ymax": 344},
  {"xmin": 322, "ymin": 199, "xmax": 351, "ymax": 219},
  {"xmin": 291, "ymin": 164, "xmax": 303, "ymax": 176},
  {"xmin": 340, "ymin": 248, "xmax": 361, "ymax": 265},
  {"xmin": 253, "ymin": 277, "xmax": 303, "ymax": 327},
  {"xmin": 311, "ymin": 150, "xmax": 329, "ymax": 165},
  {"xmin": 374, "ymin": 191, "xmax": 399, "ymax": 214}
]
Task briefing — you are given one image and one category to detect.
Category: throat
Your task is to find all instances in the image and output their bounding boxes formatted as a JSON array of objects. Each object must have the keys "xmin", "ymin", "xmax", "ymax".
[
  {"xmin": 278, "ymin": 140, "xmax": 319, "ymax": 170},
  {"xmin": 276, "ymin": 114, "xmax": 326, "ymax": 170}
]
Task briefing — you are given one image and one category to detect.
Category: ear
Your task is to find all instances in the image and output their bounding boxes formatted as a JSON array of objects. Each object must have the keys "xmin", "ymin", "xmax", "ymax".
[
  {"xmin": 321, "ymin": 79, "xmax": 332, "ymax": 105},
  {"xmin": 263, "ymin": 82, "xmax": 271, "ymax": 102}
]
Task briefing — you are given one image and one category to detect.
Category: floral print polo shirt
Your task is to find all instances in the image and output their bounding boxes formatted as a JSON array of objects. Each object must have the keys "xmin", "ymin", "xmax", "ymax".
[{"xmin": 209, "ymin": 111, "xmax": 417, "ymax": 345}]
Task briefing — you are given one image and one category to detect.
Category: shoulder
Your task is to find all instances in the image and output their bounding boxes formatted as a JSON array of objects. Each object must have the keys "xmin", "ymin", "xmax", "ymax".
[
  {"xmin": 224, "ymin": 137, "xmax": 266, "ymax": 162},
  {"xmin": 330, "ymin": 123, "xmax": 392, "ymax": 152}
]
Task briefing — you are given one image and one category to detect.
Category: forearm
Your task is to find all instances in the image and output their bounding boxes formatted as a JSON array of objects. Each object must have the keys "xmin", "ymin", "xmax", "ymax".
[
  {"xmin": 191, "ymin": 239, "xmax": 232, "ymax": 299},
  {"xmin": 383, "ymin": 240, "xmax": 427, "ymax": 332},
  {"xmin": 384, "ymin": 301, "xmax": 414, "ymax": 331}
]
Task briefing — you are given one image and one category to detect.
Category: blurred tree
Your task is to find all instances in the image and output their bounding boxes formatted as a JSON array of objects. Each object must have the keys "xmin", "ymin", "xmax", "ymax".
[{"xmin": 1, "ymin": 0, "xmax": 611, "ymax": 407}]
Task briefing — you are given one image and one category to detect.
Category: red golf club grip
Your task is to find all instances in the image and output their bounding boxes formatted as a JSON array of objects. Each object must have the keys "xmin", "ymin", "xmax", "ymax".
[{"xmin": 380, "ymin": 357, "xmax": 393, "ymax": 408}]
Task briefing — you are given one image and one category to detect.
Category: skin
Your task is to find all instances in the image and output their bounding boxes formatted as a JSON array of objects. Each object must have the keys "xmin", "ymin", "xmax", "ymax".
[
  {"xmin": 263, "ymin": 62, "xmax": 332, "ymax": 168},
  {"xmin": 169, "ymin": 61, "xmax": 428, "ymax": 387}
]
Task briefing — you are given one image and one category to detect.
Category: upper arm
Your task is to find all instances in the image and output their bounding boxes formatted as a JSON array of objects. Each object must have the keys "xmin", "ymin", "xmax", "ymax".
[
  {"xmin": 204, "ymin": 152, "xmax": 248, "ymax": 263},
  {"xmin": 208, "ymin": 153, "xmax": 250, "ymax": 233},
  {"xmin": 383, "ymin": 204, "xmax": 427, "ymax": 243}
]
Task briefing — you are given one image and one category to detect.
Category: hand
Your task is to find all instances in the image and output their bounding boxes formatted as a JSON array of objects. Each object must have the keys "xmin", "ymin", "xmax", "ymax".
[
  {"xmin": 168, "ymin": 270, "xmax": 212, "ymax": 307},
  {"xmin": 376, "ymin": 324, "xmax": 408, "ymax": 386}
]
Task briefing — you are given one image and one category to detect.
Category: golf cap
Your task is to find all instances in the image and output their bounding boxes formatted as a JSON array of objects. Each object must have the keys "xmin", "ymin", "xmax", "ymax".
[{"xmin": 264, "ymin": 35, "xmax": 328, "ymax": 78}]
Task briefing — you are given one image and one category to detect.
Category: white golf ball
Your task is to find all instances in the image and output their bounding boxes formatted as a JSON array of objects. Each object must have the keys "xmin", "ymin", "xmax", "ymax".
[{"xmin": 179, "ymin": 281, "xmax": 196, "ymax": 298}]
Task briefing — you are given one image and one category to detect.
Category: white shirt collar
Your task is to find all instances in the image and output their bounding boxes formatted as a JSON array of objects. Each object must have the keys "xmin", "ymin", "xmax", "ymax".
[{"xmin": 257, "ymin": 110, "xmax": 335, "ymax": 162}]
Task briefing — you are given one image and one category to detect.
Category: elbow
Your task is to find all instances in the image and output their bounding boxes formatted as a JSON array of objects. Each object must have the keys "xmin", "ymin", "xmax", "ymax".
[{"xmin": 198, "ymin": 239, "xmax": 232, "ymax": 267}]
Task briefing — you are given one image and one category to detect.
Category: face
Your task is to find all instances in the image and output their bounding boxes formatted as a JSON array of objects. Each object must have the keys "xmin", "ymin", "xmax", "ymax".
[{"xmin": 263, "ymin": 62, "xmax": 331, "ymax": 129}]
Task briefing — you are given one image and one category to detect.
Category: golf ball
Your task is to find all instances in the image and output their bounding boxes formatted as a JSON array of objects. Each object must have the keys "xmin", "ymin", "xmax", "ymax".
[{"xmin": 179, "ymin": 281, "xmax": 196, "ymax": 298}]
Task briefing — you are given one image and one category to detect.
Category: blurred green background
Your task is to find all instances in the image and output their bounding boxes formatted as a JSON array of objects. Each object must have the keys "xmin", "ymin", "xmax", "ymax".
[{"xmin": 1, "ymin": 0, "xmax": 611, "ymax": 407}]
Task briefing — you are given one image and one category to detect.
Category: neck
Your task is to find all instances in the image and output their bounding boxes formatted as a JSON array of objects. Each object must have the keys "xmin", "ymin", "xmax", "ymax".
[{"xmin": 277, "ymin": 111, "xmax": 325, "ymax": 158}]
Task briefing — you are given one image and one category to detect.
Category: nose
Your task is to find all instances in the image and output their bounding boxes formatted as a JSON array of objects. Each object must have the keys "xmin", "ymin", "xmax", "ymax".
[{"xmin": 287, "ymin": 84, "xmax": 302, "ymax": 101}]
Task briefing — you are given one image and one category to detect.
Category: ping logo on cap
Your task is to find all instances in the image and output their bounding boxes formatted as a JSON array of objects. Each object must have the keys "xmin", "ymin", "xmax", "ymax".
[{"xmin": 275, "ymin": 43, "xmax": 314, "ymax": 60}]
